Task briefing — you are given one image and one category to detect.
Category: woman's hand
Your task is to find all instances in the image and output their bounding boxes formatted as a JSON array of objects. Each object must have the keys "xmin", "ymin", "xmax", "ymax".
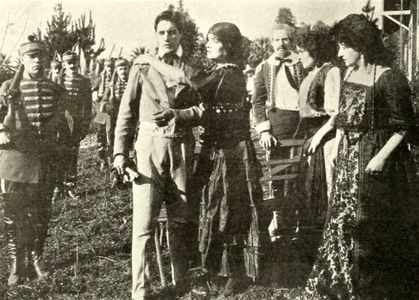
[
  {"xmin": 308, "ymin": 132, "xmax": 323, "ymax": 154},
  {"xmin": 259, "ymin": 132, "xmax": 278, "ymax": 151},
  {"xmin": 0, "ymin": 131, "xmax": 11, "ymax": 145},
  {"xmin": 365, "ymin": 154, "xmax": 386, "ymax": 174}
]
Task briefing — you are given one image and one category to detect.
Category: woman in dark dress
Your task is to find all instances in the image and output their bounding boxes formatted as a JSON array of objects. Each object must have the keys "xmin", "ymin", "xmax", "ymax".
[
  {"xmin": 294, "ymin": 29, "xmax": 340, "ymax": 229},
  {"xmin": 305, "ymin": 14, "xmax": 419, "ymax": 300},
  {"xmin": 191, "ymin": 22, "xmax": 264, "ymax": 296}
]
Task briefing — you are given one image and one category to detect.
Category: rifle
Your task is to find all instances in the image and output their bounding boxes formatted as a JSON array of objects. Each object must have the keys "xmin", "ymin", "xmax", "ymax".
[{"xmin": 3, "ymin": 64, "xmax": 25, "ymax": 132}]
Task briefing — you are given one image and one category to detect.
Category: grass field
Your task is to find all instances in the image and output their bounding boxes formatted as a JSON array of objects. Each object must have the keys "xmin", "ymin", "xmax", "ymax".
[
  {"xmin": 0, "ymin": 134, "xmax": 312, "ymax": 300},
  {"xmin": 1, "ymin": 134, "xmax": 418, "ymax": 300}
]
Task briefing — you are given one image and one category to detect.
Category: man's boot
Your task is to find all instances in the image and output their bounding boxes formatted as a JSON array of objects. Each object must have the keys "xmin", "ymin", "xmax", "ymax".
[
  {"xmin": 29, "ymin": 205, "xmax": 50, "ymax": 281},
  {"xmin": 4, "ymin": 212, "xmax": 25, "ymax": 286}
]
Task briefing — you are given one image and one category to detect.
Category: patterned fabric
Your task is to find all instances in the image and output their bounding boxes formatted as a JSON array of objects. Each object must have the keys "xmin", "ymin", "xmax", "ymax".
[
  {"xmin": 18, "ymin": 78, "xmax": 62, "ymax": 140},
  {"xmin": 306, "ymin": 69, "xmax": 419, "ymax": 300},
  {"xmin": 62, "ymin": 74, "xmax": 92, "ymax": 135},
  {"xmin": 114, "ymin": 78, "xmax": 128, "ymax": 102}
]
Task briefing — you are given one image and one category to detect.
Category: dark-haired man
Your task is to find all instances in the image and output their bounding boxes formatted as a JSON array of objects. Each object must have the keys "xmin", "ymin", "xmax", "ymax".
[{"xmin": 113, "ymin": 10, "xmax": 202, "ymax": 300}]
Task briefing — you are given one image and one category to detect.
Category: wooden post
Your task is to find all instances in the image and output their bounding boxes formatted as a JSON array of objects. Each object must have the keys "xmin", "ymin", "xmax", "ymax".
[{"xmin": 411, "ymin": 0, "xmax": 417, "ymax": 80}]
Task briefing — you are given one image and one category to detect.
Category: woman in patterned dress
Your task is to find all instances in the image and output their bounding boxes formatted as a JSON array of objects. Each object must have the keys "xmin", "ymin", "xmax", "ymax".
[
  {"xmin": 191, "ymin": 22, "xmax": 264, "ymax": 296},
  {"xmin": 305, "ymin": 14, "xmax": 419, "ymax": 300}
]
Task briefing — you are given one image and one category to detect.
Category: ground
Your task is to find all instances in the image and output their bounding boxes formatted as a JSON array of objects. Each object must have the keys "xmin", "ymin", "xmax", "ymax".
[
  {"xmin": 0, "ymin": 134, "xmax": 418, "ymax": 300},
  {"xmin": 0, "ymin": 134, "xmax": 310, "ymax": 300}
]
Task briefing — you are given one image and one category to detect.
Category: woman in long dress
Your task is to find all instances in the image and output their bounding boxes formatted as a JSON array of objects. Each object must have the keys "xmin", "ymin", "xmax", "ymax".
[
  {"xmin": 191, "ymin": 22, "xmax": 264, "ymax": 296},
  {"xmin": 293, "ymin": 29, "xmax": 340, "ymax": 229},
  {"xmin": 305, "ymin": 14, "xmax": 419, "ymax": 300}
]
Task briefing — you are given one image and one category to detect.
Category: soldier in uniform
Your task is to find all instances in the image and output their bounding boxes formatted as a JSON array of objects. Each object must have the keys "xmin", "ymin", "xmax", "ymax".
[
  {"xmin": 113, "ymin": 10, "xmax": 202, "ymax": 300},
  {"xmin": 59, "ymin": 51, "xmax": 92, "ymax": 197},
  {"xmin": 0, "ymin": 37, "xmax": 64, "ymax": 286},
  {"xmin": 92, "ymin": 58, "xmax": 114, "ymax": 170},
  {"xmin": 101, "ymin": 58, "xmax": 130, "ymax": 161},
  {"xmin": 49, "ymin": 59, "xmax": 62, "ymax": 83}
]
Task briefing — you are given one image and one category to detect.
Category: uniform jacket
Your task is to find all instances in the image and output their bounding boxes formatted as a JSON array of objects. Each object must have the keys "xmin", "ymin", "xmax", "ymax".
[
  {"xmin": 0, "ymin": 75, "xmax": 64, "ymax": 183},
  {"xmin": 252, "ymin": 52, "xmax": 305, "ymax": 133},
  {"xmin": 61, "ymin": 73, "xmax": 92, "ymax": 137},
  {"xmin": 113, "ymin": 55, "xmax": 202, "ymax": 157},
  {"xmin": 102, "ymin": 75, "xmax": 129, "ymax": 120}
]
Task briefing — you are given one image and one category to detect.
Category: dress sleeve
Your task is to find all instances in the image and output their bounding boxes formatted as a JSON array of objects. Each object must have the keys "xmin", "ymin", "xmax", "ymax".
[
  {"xmin": 377, "ymin": 69, "xmax": 417, "ymax": 142},
  {"xmin": 323, "ymin": 67, "xmax": 341, "ymax": 116}
]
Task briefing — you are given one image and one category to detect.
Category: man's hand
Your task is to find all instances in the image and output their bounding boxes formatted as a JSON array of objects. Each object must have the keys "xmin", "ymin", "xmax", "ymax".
[
  {"xmin": 259, "ymin": 132, "xmax": 277, "ymax": 151},
  {"xmin": 0, "ymin": 131, "xmax": 11, "ymax": 146},
  {"xmin": 152, "ymin": 109, "xmax": 175, "ymax": 127},
  {"xmin": 133, "ymin": 54, "xmax": 153, "ymax": 66},
  {"xmin": 113, "ymin": 155, "xmax": 126, "ymax": 176}
]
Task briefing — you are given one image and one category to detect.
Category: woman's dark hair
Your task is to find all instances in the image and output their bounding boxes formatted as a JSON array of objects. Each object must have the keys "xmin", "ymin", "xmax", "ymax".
[
  {"xmin": 154, "ymin": 10, "xmax": 184, "ymax": 33},
  {"xmin": 295, "ymin": 29, "xmax": 337, "ymax": 67},
  {"xmin": 207, "ymin": 22, "xmax": 243, "ymax": 64},
  {"xmin": 330, "ymin": 14, "xmax": 394, "ymax": 66}
]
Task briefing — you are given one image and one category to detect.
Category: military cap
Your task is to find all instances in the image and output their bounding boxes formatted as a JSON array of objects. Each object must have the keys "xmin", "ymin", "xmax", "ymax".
[
  {"xmin": 50, "ymin": 60, "xmax": 62, "ymax": 67},
  {"xmin": 62, "ymin": 51, "xmax": 78, "ymax": 62},
  {"xmin": 104, "ymin": 58, "xmax": 114, "ymax": 66},
  {"xmin": 115, "ymin": 58, "xmax": 129, "ymax": 67},
  {"xmin": 19, "ymin": 36, "xmax": 45, "ymax": 56}
]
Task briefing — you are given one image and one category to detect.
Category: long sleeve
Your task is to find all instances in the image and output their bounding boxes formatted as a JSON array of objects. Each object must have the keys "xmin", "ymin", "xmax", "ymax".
[
  {"xmin": 377, "ymin": 69, "xmax": 417, "ymax": 143},
  {"xmin": 113, "ymin": 65, "xmax": 141, "ymax": 157},
  {"xmin": 252, "ymin": 62, "xmax": 270, "ymax": 133}
]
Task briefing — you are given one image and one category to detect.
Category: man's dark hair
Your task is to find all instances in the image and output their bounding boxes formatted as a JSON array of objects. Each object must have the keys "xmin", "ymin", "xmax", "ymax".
[{"xmin": 154, "ymin": 10, "xmax": 184, "ymax": 33}]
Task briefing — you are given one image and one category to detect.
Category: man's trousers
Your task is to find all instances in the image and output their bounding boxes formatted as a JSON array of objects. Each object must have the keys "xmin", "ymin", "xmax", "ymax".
[{"xmin": 131, "ymin": 132, "xmax": 195, "ymax": 299}]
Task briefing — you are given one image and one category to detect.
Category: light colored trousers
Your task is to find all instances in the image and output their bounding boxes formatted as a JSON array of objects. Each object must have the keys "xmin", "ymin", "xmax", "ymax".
[{"xmin": 131, "ymin": 132, "xmax": 195, "ymax": 299}]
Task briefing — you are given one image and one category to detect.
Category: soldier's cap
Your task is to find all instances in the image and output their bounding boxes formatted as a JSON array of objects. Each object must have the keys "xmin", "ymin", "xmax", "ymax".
[
  {"xmin": 115, "ymin": 58, "xmax": 129, "ymax": 67},
  {"xmin": 62, "ymin": 51, "xmax": 78, "ymax": 63},
  {"xmin": 50, "ymin": 60, "xmax": 62, "ymax": 67},
  {"xmin": 104, "ymin": 58, "xmax": 114, "ymax": 66},
  {"xmin": 19, "ymin": 36, "xmax": 45, "ymax": 56}
]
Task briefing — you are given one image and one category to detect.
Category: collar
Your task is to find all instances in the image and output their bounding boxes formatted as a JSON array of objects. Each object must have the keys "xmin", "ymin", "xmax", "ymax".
[
  {"xmin": 267, "ymin": 51, "xmax": 299, "ymax": 67},
  {"xmin": 158, "ymin": 45, "xmax": 183, "ymax": 59}
]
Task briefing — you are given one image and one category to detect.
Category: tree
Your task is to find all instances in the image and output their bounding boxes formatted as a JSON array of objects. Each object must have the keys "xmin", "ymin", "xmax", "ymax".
[
  {"xmin": 167, "ymin": 1, "xmax": 211, "ymax": 68},
  {"xmin": 43, "ymin": 3, "xmax": 73, "ymax": 60},
  {"xmin": 39, "ymin": 3, "xmax": 102, "ymax": 75},
  {"xmin": 275, "ymin": 7, "xmax": 296, "ymax": 27},
  {"xmin": 245, "ymin": 37, "xmax": 273, "ymax": 62}
]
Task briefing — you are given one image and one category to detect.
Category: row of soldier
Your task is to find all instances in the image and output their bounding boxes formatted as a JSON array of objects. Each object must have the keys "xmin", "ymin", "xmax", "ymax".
[{"xmin": 0, "ymin": 39, "xmax": 132, "ymax": 287}]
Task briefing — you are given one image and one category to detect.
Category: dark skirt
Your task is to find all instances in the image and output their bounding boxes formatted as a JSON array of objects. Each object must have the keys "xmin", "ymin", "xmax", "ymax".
[{"xmin": 197, "ymin": 138, "xmax": 265, "ymax": 279}]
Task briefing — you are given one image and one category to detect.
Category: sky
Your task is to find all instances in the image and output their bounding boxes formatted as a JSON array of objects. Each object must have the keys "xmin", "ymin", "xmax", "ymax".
[{"xmin": 0, "ymin": 0, "xmax": 379, "ymax": 59}]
